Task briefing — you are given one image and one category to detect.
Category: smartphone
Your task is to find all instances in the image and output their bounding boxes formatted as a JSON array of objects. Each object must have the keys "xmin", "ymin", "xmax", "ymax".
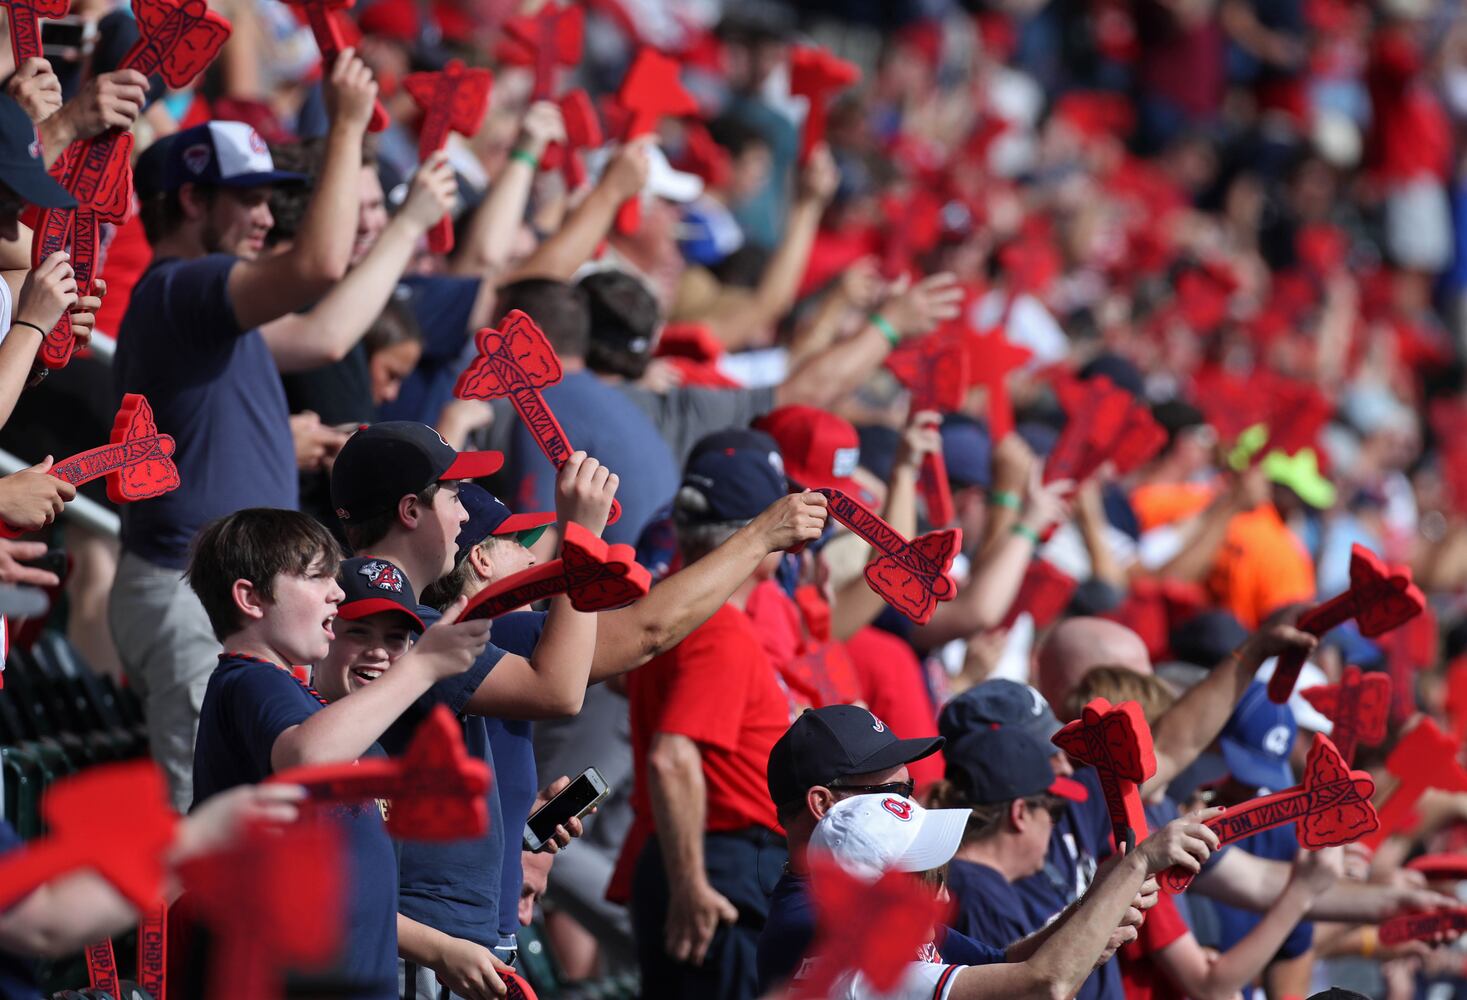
[
  {"xmin": 41, "ymin": 17, "xmax": 92, "ymax": 62},
  {"xmin": 21, "ymin": 549, "xmax": 67, "ymax": 580},
  {"xmin": 523, "ymin": 767, "xmax": 610, "ymax": 853}
]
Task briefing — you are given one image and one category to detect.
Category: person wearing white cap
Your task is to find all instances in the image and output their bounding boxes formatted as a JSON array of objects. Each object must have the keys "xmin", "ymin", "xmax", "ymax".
[{"xmin": 803, "ymin": 793, "xmax": 1224, "ymax": 1000}]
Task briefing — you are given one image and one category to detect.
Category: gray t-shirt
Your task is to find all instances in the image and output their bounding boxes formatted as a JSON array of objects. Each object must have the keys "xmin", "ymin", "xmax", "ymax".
[{"xmin": 617, "ymin": 382, "xmax": 777, "ymax": 465}]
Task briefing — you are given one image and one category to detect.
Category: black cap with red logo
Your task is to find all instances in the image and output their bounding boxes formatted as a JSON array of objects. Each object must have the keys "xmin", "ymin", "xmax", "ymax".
[
  {"xmin": 766, "ymin": 704, "xmax": 944, "ymax": 811},
  {"xmin": 331, "ymin": 421, "xmax": 504, "ymax": 523},
  {"xmin": 0, "ymin": 94, "xmax": 74, "ymax": 209}
]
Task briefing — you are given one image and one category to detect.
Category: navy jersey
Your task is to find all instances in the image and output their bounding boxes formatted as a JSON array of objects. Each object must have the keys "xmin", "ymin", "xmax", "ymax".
[
  {"xmin": 192, "ymin": 654, "xmax": 397, "ymax": 999},
  {"xmin": 0, "ymin": 820, "xmax": 40, "ymax": 998}
]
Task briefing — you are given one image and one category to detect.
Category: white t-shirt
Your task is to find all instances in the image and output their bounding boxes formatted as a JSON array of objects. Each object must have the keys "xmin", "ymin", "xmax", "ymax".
[{"xmin": 825, "ymin": 961, "xmax": 964, "ymax": 1000}]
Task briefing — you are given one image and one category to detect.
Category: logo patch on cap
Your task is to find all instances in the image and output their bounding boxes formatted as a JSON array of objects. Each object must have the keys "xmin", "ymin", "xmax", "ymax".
[
  {"xmin": 358, "ymin": 560, "xmax": 404, "ymax": 593},
  {"xmin": 335, "ymin": 506, "xmax": 352, "ymax": 521},
  {"xmin": 870, "ymin": 713, "xmax": 886, "ymax": 733},
  {"xmin": 26, "ymin": 127, "xmax": 40, "ymax": 162},
  {"xmin": 882, "ymin": 797, "xmax": 913, "ymax": 821},
  {"xmin": 182, "ymin": 143, "xmax": 212, "ymax": 176},
  {"xmin": 1263, "ymin": 725, "xmax": 1291, "ymax": 757},
  {"xmin": 832, "ymin": 446, "xmax": 860, "ymax": 478}
]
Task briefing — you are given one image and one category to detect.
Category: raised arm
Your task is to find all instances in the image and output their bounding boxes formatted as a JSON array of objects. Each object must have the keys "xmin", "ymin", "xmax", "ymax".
[
  {"xmin": 507, "ymin": 138, "xmax": 650, "ymax": 283},
  {"xmin": 263, "ymin": 152, "xmax": 457, "ymax": 372},
  {"xmin": 0, "ymin": 252, "xmax": 76, "ymax": 428},
  {"xmin": 776, "ymin": 272, "xmax": 964, "ymax": 410},
  {"xmin": 271, "ymin": 606, "xmax": 490, "ymax": 770},
  {"xmin": 1142, "ymin": 624, "xmax": 1316, "ymax": 796},
  {"xmin": 451, "ymin": 102, "xmax": 564, "ymax": 280},
  {"xmin": 590, "ymin": 492, "xmax": 828, "ymax": 680},
  {"xmin": 701, "ymin": 145, "xmax": 837, "ymax": 351},
  {"xmin": 226, "ymin": 50, "xmax": 375, "ymax": 332}
]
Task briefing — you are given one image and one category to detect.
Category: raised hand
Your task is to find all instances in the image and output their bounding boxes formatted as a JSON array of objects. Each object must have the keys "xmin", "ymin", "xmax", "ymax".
[
  {"xmin": 1135, "ymin": 809, "xmax": 1223, "ymax": 876},
  {"xmin": 411, "ymin": 597, "xmax": 493, "ymax": 679},
  {"xmin": 879, "ymin": 272, "xmax": 964, "ymax": 339},
  {"xmin": 57, "ymin": 69, "xmax": 149, "ymax": 139},
  {"xmin": 0, "ymin": 457, "xmax": 74, "ymax": 531},
  {"xmin": 555, "ymin": 450, "xmax": 618, "ymax": 538},
  {"xmin": 751, "ymin": 490, "xmax": 830, "ymax": 552},
  {"xmin": 6, "ymin": 57, "xmax": 61, "ymax": 122},
  {"xmin": 325, "ymin": 47, "xmax": 379, "ymax": 132},
  {"xmin": 16, "ymin": 251, "xmax": 78, "ymax": 336},
  {"xmin": 400, "ymin": 151, "xmax": 459, "ymax": 233}
]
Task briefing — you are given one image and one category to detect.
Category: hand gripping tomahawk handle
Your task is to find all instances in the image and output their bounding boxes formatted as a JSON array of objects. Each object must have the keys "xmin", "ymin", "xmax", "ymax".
[
  {"xmin": 402, "ymin": 60, "xmax": 494, "ymax": 254},
  {"xmin": 282, "ymin": 0, "xmax": 389, "ymax": 131},
  {"xmin": 453, "ymin": 310, "xmax": 621, "ymax": 523},
  {"xmin": 1158, "ymin": 734, "xmax": 1377, "ymax": 894}
]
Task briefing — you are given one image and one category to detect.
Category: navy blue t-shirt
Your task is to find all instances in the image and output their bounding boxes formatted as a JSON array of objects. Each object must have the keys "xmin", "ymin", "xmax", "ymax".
[
  {"xmin": 114, "ymin": 256, "xmax": 298, "ymax": 568},
  {"xmin": 948, "ymin": 859, "xmax": 1034, "ymax": 952},
  {"xmin": 1210, "ymin": 824, "xmax": 1313, "ymax": 958},
  {"xmin": 482, "ymin": 610, "xmax": 547, "ymax": 942},
  {"xmin": 192, "ymin": 655, "xmax": 397, "ymax": 999},
  {"xmin": 377, "ymin": 275, "xmax": 481, "ymax": 427},
  {"xmin": 0, "ymin": 820, "xmax": 40, "ymax": 998},
  {"xmin": 756, "ymin": 869, "xmax": 1006, "ymax": 993},
  {"xmin": 379, "ymin": 604, "xmax": 507, "ymax": 948},
  {"xmin": 505, "ymin": 370, "xmax": 679, "ymax": 547},
  {"xmin": 1014, "ymin": 767, "xmax": 1121, "ymax": 1000}
]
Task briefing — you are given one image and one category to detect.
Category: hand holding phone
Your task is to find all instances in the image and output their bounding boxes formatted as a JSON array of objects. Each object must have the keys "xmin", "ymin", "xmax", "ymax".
[{"xmin": 523, "ymin": 767, "xmax": 610, "ymax": 853}]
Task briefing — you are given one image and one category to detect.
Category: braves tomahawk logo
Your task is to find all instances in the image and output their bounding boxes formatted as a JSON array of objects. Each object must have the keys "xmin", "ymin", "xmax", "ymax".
[{"xmin": 359, "ymin": 560, "xmax": 404, "ymax": 593}]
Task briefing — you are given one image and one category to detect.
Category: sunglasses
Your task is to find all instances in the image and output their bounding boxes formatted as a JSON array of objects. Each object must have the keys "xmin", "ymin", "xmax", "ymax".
[{"xmin": 827, "ymin": 779, "xmax": 916, "ymax": 800}]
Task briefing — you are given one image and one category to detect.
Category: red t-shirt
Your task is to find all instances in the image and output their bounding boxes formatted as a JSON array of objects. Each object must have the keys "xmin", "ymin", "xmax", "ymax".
[
  {"xmin": 844, "ymin": 626, "xmax": 944, "ymax": 790},
  {"xmin": 609, "ymin": 603, "xmax": 788, "ymax": 902},
  {"xmin": 745, "ymin": 580, "xmax": 865, "ymax": 713},
  {"xmin": 1118, "ymin": 891, "xmax": 1189, "ymax": 1000}
]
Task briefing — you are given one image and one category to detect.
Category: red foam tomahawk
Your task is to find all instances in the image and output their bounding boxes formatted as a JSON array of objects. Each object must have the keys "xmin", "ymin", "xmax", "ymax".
[
  {"xmin": 1380, "ymin": 908, "xmax": 1467, "ymax": 947},
  {"xmin": 402, "ymin": 60, "xmax": 493, "ymax": 254},
  {"xmin": 32, "ymin": 0, "xmax": 230, "ymax": 373},
  {"xmin": 552, "ymin": 88, "xmax": 602, "ymax": 189},
  {"xmin": 281, "ymin": 0, "xmax": 388, "ymax": 131},
  {"xmin": 453, "ymin": 309, "xmax": 622, "ymax": 523},
  {"xmin": 1052, "ymin": 698, "xmax": 1155, "ymax": 852},
  {"xmin": 792, "ymin": 853, "xmax": 953, "ymax": 1000},
  {"xmin": 1001, "ymin": 558, "xmax": 1077, "ymax": 631},
  {"xmin": 1362, "ymin": 717, "xmax": 1467, "ymax": 850},
  {"xmin": 961, "ymin": 320, "xmax": 1033, "ymax": 443},
  {"xmin": 0, "ymin": 393, "xmax": 178, "ymax": 537},
  {"xmin": 0, "ymin": 760, "xmax": 176, "ymax": 911},
  {"xmin": 496, "ymin": 2, "xmax": 583, "ymax": 101},
  {"xmin": 178, "ymin": 817, "xmax": 343, "ymax": 1000},
  {"xmin": 814, "ymin": 487, "xmax": 960, "ymax": 625},
  {"xmin": 1159, "ymin": 734, "xmax": 1376, "ymax": 893},
  {"xmin": 1047, "ymin": 375, "xmax": 1165, "ymax": 486},
  {"xmin": 885, "ymin": 334, "xmax": 969, "ymax": 527},
  {"xmin": 613, "ymin": 48, "xmax": 697, "ymax": 234},
  {"xmin": 458, "ymin": 521, "xmax": 649, "ymax": 622},
  {"xmin": 1267, "ymin": 543, "xmax": 1424, "ymax": 704},
  {"xmin": 1300, "ymin": 666, "xmax": 1391, "ymax": 766},
  {"xmin": 789, "ymin": 46, "xmax": 859, "ymax": 166},
  {"xmin": 270, "ymin": 705, "xmax": 490, "ymax": 841},
  {"xmin": 1, "ymin": 0, "xmax": 69, "ymax": 65}
]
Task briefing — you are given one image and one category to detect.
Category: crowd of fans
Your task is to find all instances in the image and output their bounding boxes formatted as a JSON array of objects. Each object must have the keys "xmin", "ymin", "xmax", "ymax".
[{"xmin": 0, "ymin": 0, "xmax": 1465, "ymax": 998}]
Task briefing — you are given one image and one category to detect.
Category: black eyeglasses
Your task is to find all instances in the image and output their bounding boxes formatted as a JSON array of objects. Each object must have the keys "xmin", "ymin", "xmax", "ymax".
[{"xmin": 827, "ymin": 780, "xmax": 916, "ymax": 799}]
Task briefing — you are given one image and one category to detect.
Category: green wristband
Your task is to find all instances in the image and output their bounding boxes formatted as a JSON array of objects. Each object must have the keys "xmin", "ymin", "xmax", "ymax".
[
  {"xmin": 870, "ymin": 312, "xmax": 901, "ymax": 348},
  {"xmin": 1012, "ymin": 523, "xmax": 1041, "ymax": 545},
  {"xmin": 510, "ymin": 148, "xmax": 540, "ymax": 171},
  {"xmin": 988, "ymin": 490, "xmax": 1021, "ymax": 511}
]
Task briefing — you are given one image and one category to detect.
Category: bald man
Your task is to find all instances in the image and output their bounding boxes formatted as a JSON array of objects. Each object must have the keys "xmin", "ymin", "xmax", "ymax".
[{"xmin": 1035, "ymin": 617, "xmax": 1152, "ymax": 711}]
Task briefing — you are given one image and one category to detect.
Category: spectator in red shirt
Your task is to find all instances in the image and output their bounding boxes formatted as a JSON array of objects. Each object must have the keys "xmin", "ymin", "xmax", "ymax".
[{"xmin": 613, "ymin": 427, "xmax": 796, "ymax": 1000}]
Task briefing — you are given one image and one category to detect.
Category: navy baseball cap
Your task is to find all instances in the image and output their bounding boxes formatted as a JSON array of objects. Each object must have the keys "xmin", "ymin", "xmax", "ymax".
[
  {"xmin": 940, "ymin": 415, "xmax": 992, "ymax": 489},
  {"xmin": 337, "ymin": 556, "xmax": 425, "ymax": 631},
  {"xmin": 1219, "ymin": 682, "xmax": 1297, "ymax": 792},
  {"xmin": 330, "ymin": 422, "xmax": 505, "ymax": 523},
  {"xmin": 0, "ymin": 94, "xmax": 74, "ymax": 209},
  {"xmin": 162, "ymin": 121, "xmax": 306, "ymax": 193},
  {"xmin": 675, "ymin": 428, "xmax": 787, "ymax": 525},
  {"xmin": 938, "ymin": 679, "xmax": 1062, "ymax": 746},
  {"xmin": 946, "ymin": 729, "xmax": 1088, "ymax": 806},
  {"xmin": 766, "ymin": 705, "xmax": 944, "ymax": 810},
  {"xmin": 454, "ymin": 483, "xmax": 553, "ymax": 564},
  {"xmin": 1169, "ymin": 611, "xmax": 1247, "ymax": 669}
]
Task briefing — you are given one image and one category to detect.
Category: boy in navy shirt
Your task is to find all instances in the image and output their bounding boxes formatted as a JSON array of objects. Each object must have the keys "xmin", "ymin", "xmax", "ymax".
[
  {"xmin": 188, "ymin": 507, "xmax": 493, "ymax": 999},
  {"xmin": 328, "ymin": 421, "xmax": 612, "ymax": 1000}
]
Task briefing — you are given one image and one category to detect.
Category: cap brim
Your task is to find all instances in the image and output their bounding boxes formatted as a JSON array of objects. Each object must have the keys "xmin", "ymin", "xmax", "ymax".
[
  {"xmin": 217, "ymin": 169, "xmax": 309, "ymax": 188},
  {"xmin": 1220, "ymin": 738, "xmax": 1292, "ymax": 792},
  {"xmin": 1049, "ymin": 775, "xmax": 1089, "ymax": 802},
  {"xmin": 6, "ymin": 162, "xmax": 76, "ymax": 209},
  {"xmin": 649, "ymin": 165, "xmax": 704, "ymax": 203},
  {"xmin": 337, "ymin": 597, "xmax": 425, "ymax": 632},
  {"xmin": 848, "ymin": 735, "xmax": 945, "ymax": 778},
  {"xmin": 442, "ymin": 450, "xmax": 505, "ymax": 481},
  {"xmin": 495, "ymin": 511, "xmax": 556, "ymax": 537},
  {"xmin": 891, "ymin": 807, "xmax": 970, "ymax": 873}
]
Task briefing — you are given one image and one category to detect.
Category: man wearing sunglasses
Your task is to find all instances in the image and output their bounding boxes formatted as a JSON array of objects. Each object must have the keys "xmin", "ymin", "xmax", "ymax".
[{"xmin": 758, "ymin": 704, "xmax": 1010, "ymax": 992}]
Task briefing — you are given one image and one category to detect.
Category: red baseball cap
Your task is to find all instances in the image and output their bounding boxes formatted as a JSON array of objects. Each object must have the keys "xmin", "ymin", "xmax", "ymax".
[{"xmin": 755, "ymin": 405, "xmax": 864, "ymax": 497}]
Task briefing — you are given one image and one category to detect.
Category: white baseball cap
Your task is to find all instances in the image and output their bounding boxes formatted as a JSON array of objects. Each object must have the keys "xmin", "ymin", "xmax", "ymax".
[
  {"xmin": 585, "ymin": 143, "xmax": 704, "ymax": 204},
  {"xmin": 810, "ymin": 794, "xmax": 970, "ymax": 883}
]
